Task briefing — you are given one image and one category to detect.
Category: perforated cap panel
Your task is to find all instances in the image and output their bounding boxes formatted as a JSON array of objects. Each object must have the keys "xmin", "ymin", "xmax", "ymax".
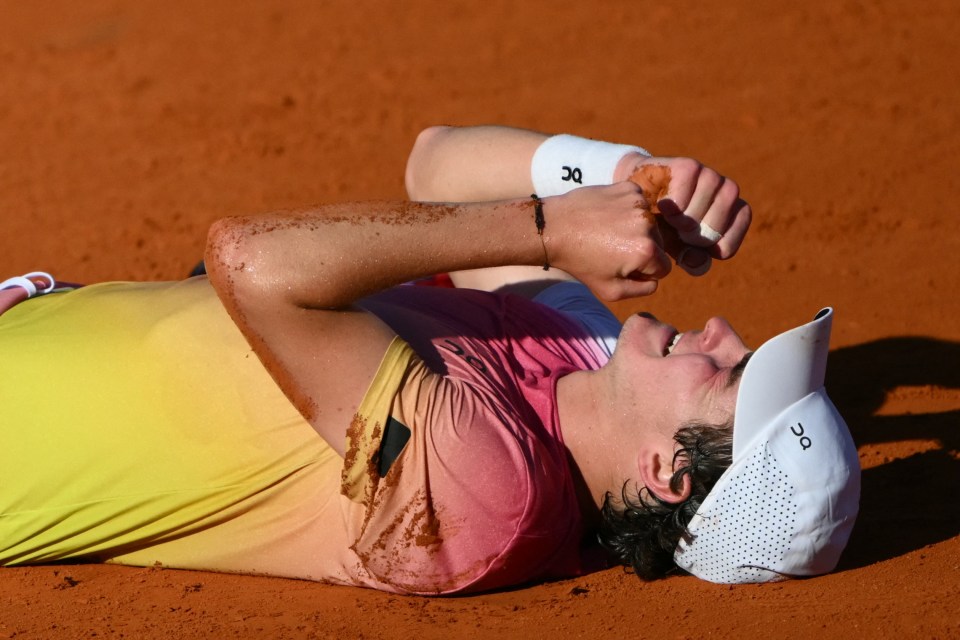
[{"xmin": 676, "ymin": 443, "xmax": 799, "ymax": 583}]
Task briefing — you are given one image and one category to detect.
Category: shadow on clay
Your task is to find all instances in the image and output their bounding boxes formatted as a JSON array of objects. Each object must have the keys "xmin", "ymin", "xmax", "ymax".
[{"xmin": 826, "ymin": 337, "xmax": 960, "ymax": 570}]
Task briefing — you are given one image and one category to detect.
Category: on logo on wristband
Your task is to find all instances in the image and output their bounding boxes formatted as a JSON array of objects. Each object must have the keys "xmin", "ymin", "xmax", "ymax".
[{"xmin": 561, "ymin": 166, "xmax": 583, "ymax": 184}]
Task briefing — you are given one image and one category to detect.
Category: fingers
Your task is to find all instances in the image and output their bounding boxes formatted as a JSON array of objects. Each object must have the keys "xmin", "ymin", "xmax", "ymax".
[
  {"xmin": 609, "ymin": 204, "xmax": 672, "ymax": 299},
  {"xmin": 655, "ymin": 216, "xmax": 713, "ymax": 276},
  {"xmin": 691, "ymin": 175, "xmax": 745, "ymax": 259},
  {"xmin": 660, "ymin": 160, "xmax": 727, "ymax": 245},
  {"xmin": 646, "ymin": 157, "xmax": 751, "ymax": 261},
  {"xmin": 637, "ymin": 212, "xmax": 673, "ymax": 280},
  {"xmin": 713, "ymin": 198, "xmax": 751, "ymax": 258}
]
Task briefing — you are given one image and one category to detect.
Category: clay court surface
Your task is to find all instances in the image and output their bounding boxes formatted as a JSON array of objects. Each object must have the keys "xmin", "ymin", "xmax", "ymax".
[{"xmin": 1, "ymin": 1, "xmax": 958, "ymax": 637}]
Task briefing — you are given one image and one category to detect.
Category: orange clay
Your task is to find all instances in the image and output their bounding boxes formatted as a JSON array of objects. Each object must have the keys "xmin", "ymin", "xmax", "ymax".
[{"xmin": 628, "ymin": 165, "xmax": 672, "ymax": 214}]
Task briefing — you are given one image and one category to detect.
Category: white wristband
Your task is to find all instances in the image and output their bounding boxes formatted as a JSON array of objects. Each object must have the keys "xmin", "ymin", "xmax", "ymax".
[{"xmin": 531, "ymin": 134, "xmax": 650, "ymax": 197}]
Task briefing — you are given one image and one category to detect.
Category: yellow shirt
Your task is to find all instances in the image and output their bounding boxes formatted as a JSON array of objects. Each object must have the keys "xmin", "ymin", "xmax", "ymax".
[{"xmin": 0, "ymin": 278, "xmax": 355, "ymax": 579}]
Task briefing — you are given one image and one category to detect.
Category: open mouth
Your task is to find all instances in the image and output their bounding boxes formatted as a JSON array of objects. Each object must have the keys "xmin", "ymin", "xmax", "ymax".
[{"xmin": 665, "ymin": 332, "xmax": 682, "ymax": 356}]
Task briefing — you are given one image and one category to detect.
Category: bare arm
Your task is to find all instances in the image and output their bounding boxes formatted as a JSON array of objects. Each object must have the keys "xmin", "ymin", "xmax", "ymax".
[
  {"xmin": 405, "ymin": 125, "xmax": 546, "ymax": 203},
  {"xmin": 405, "ymin": 125, "xmax": 752, "ymax": 285},
  {"xmin": 205, "ymin": 187, "xmax": 669, "ymax": 455},
  {"xmin": 405, "ymin": 125, "xmax": 576, "ymax": 295}
]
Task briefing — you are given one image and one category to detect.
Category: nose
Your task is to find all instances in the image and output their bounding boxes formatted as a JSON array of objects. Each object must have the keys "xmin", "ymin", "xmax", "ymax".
[{"xmin": 698, "ymin": 317, "xmax": 749, "ymax": 366}]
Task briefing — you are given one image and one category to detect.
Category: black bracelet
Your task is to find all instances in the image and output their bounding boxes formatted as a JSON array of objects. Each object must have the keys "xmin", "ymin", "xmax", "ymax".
[{"xmin": 530, "ymin": 194, "xmax": 550, "ymax": 271}]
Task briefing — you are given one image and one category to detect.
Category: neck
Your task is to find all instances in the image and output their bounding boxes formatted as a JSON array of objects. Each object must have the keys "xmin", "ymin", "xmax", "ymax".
[{"xmin": 556, "ymin": 368, "xmax": 632, "ymax": 521}]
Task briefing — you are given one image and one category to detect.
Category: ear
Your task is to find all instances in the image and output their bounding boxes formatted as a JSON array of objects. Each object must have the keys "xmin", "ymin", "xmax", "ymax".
[{"xmin": 637, "ymin": 448, "xmax": 692, "ymax": 505}]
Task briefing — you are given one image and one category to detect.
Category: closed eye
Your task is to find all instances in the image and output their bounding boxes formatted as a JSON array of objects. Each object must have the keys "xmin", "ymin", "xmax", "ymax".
[{"xmin": 725, "ymin": 352, "xmax": 753, "ymax": 390}]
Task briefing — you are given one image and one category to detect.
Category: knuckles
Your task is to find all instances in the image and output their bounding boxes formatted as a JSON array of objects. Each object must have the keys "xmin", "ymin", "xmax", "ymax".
[{"xmin": 719, "ymin": 176, "xmax": 741, "ymax": 203}]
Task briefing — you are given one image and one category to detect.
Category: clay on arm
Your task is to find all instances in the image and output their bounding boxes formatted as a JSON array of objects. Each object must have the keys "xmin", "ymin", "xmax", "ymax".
[
  {"xmin": 205, "ymin": 182, "xmax": 670, "ymax": 455},
  {"xmin": 205, "ymin": 199, "xmax": 543, "ymax": 456}
]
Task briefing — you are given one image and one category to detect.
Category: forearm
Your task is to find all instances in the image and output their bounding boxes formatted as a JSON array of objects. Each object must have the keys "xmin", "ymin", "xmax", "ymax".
[
  {"xmin": 206, "ymin": 199, "xmax": 544, "ymax": 310},
  {"xmin": 405, "ymin": 125, "xmax": 575, "ymax": 292},
  {"xmin": 405, "ymin": 125, "xmax": 547, "ymax": 202},
  {"xmin": 404, "ymin": 125, "xmax": 662, "ymax": 293}
]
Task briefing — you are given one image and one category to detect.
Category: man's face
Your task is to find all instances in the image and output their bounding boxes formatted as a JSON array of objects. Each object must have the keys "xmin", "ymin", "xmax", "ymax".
[{"xmin": 609, "ymin": 313, "xmax": 752, "ymax": 435}]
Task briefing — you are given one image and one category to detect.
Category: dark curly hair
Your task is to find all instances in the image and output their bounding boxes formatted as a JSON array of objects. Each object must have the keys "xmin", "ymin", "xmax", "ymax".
[{"xmin": 597, "ymin": 420, "xmax": 733, "ymax": 580}]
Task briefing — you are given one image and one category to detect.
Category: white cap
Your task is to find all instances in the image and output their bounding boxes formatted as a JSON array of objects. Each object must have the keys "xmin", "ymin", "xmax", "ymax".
[{"xmin": 674, "ymin": 308, "xmax": 861, "ymax": 583}]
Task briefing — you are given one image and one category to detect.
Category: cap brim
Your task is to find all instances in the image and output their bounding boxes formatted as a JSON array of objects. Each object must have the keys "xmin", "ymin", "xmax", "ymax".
[{"xmin": 733, "ymin": 308, "xmax": 833, "ymax": 459}]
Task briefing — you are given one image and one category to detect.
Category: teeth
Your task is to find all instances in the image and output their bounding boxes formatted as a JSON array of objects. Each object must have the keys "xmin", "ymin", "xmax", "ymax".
[{"xmin": 666, "ymin": 333, "xmax": 682, "ymax": 354}]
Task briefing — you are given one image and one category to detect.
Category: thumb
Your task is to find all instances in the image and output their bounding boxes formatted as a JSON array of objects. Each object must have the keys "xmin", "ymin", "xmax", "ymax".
[
  {"xmin": 656, "ymin": 215, "xmax": 713, "ymax": 276},
  {"xmin": 615, "ymin": 277, "xmax": 660, "ymax": 300},
  {"xmin": 676, "ymin": 248, "xmax": 713, "ymax": 276}
]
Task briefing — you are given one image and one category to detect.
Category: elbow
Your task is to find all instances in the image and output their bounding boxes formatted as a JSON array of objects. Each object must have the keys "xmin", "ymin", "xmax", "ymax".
[
  {"xmin": 205, "ymin": 217, "xmax": 241, "ymax": 276},
  {"xmin": 404, "ymin": 125, "xmax": 451, "ymax": 201},
  {"xmin": 204, "ymin": 216, "xmax": 258, "ymax": 300},
  {"xmin": 205, "ymin": 215, "xmax": 297, "ymax": 316},
  {"xmin": 206, "ymin": 215, "xmax": 339, "ymax": 310}
]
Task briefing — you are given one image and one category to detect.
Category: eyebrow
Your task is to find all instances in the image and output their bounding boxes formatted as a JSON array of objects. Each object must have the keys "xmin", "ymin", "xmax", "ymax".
[{"xmin": 726, "ymin": 352, "xmax": 754, "ymax": 389}]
